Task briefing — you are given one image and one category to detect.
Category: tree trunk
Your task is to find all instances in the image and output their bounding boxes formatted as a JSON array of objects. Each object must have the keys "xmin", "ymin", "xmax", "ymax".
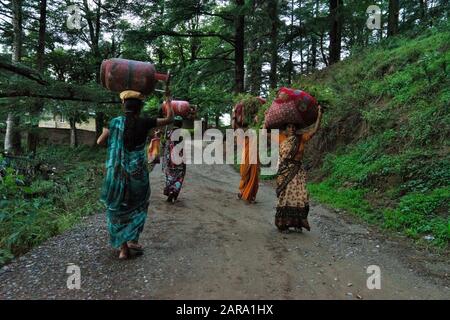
[
  {"xmin": 95, "ymin": 112, "xmax": 105, "ymax": 141},
  {"xmin": 387, "ymin": 0, "xmax": 400, "ymax": 37},
  {"xmin": 310, "ymin": 0, "xmax": 319, "ymax": 70},
  {"xmin": 311, "ymin": 35, "xmax": 317, "ymax": 70},
  {"xmin": 320, "ymin": 33, "xmax": 329, "ymax": 66},
  {"xmin": 204, "ymin": 114, "xmax": 209, "ymax": 132},
  {"xmin": 247, "ymin": 38, "xmax": 262, "ymax": 95},
  {"xmin": 5, "ymin": 114, "xmax": 22, "ymax": 154},
  {"xmin": 300, "ymin": 37, "xmax": 304, "ymax": 73},
  {"xmin": 36, "ymin": 0, "xmax": 46, "ymax": 72},
  {"xmin": 5, "ymin": 0, "xmax": 23, "ymax": 155},
  {"xmin": 215, "ymin": 114, "xmax": 220, "ymax": 128},
  {"xmin": 11, "ymin": 0, "xmax": 22, "ymax": 62},
  {"xmin": 234, "ymin": 0, "xmax": 245, "ymax": 94},
  {"xmin": 287, "ymin": 0, "xmax": 295, "ymax": 85},
  {"xmin": 69, "ymin": 118, "xmax": 78, "ymax": 148},
  {"xmin": 329, "ymin": 0, "xmax": 343, "ymax": 65},
  {"xmin": 28, "ymin": 0, "xmax": 47, "ymax": 154},
  {"xmin": 419, "ymin": 0, "xmax": 427, "ymax": 24},
  {"xmin": 246, "ymin": 0, "xmax": 262, "ymax": 95},
  {"xmin": 83, "ymin": 0, "xmax": 105, "ymax": 140},
  {"xmin": 268, "ymin": 0, "xmax": 279, "ymax": 89}
]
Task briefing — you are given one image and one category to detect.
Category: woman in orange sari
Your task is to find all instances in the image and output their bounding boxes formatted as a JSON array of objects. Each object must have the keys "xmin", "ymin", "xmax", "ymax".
[
  {"xmin": 238, "ymin": 135, "xmax": 260, "ymax": 203},
  {"xmin": 147, "ymin": 129, "xmax": 161, "ymax": 172}
]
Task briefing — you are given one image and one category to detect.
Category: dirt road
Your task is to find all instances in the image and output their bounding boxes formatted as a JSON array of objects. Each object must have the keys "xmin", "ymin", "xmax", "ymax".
[{"xmin": 0, "ymin": 157, "xmax": 449, "ymax": 299}]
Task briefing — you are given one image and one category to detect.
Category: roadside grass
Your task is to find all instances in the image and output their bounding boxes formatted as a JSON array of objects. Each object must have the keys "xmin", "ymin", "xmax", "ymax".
[
  {"xmin": 298, "ymin": 26, "xmax": 449, "ymax": 248},
  {"xmin": 0, "ymin": 145, "xmax": 105, "ymax": 265}
]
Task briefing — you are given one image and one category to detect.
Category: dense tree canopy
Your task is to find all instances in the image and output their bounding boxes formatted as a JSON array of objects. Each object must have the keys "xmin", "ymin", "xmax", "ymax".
[{"xmin": 0, "ymin": 0, "xmax": 449, "ymax": 152}]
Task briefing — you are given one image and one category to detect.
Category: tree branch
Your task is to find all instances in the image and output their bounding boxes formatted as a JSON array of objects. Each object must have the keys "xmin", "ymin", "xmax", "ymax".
[
  {"xmin": 0, "ymin": 60, "xmax": 48, "ymax": 85},
  {"xmin": 198, "ymin": 11, "xmax": 233, "ymax": 22},
  {"xmin": 0, "ymin": 90, "xmax": 118, "ymax": 104},
  {"xmin": 150, "ymin": 30, "xmax": 235, "ymax": 47}
]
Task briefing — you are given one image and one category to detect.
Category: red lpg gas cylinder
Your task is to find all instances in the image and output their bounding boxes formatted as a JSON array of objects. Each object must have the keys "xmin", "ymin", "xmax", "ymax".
[
  {"xmin": 162, "ymin": 100, "xmax": 191, "ymax": 118},
  {"xmin": 100, "ymin": 58, "xmax": 169, "ymax": 95}
]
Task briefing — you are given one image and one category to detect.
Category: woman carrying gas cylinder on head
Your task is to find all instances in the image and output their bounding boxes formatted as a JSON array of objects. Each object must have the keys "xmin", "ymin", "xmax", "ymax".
[
  {"xmin": 162, "ymin": 116, "xmax": 186, "ymax": 203},
  {"xmin": 97, "ymin": 90, "xmax": 174, "ymax": 260}
]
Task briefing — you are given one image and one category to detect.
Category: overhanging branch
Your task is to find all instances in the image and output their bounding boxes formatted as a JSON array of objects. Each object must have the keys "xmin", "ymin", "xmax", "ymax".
[
  {"xmin": 0, "ymin": 90, "xmax": 118, "ymax": 104},
  {"xmin": 0, "ymin": 60, "xmax": 48, "ymax": 85}
]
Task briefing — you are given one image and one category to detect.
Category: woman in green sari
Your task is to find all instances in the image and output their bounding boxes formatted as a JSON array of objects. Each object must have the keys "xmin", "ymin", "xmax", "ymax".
[{"xmin": 97, "ymin": 90, "xmax": 174, "ymax": 260}]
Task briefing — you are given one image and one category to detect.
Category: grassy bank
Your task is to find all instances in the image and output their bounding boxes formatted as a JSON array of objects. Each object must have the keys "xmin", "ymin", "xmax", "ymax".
[
  {"xmin": 298, "ymin": 25, "xmax": 449, "ymax": 248},
  {"xmin": 0, "ymin": 146, "xmax": 105, "ymax": 265}
]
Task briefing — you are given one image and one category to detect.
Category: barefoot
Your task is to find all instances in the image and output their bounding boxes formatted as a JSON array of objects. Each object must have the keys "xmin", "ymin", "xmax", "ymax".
[{"xmin": 119, "ymin": 243, "xmax": 129, "ymax": 260}]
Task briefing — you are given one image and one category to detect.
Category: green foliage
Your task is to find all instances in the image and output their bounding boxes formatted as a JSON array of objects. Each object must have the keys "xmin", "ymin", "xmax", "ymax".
[
  {"xmin": 308, "ymin": 182, "xmax": 376, "ymax": 222},
  {"xmin": 0, "ymin": 146, "xmax": 104, "ymax": 266},
  {"xmin": 143, "ymin": 96, "xmax": 163, "ymax": 118},
  {"xmin": 234, "ymin": 93, "xmax": 265, "ymax": 127},
  {"xmin": 301, "ymin": 28, "xmax": 450, "ymax": 248},
  {"xmin": 383, "ymin": 188, "xmax": 449, "ymax": 247}
]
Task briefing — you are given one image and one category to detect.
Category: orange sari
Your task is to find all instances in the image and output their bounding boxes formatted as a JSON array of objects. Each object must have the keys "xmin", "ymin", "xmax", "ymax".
[
  {"xmin": 239, "ymin": 137, "xmax": 260, "ymax": 202},
  {"xmin": 147, "ymin": 137, "xmax": 160, "ymax": 164}
]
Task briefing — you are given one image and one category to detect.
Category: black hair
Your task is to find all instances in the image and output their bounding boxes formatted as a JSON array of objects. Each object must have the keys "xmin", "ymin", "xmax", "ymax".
[
  {"xmin": 123, "ymin": 98, "xmax": 143, "ymax": 149},
  {"xmin": 173, "ymin": 119, "xmax": 183, "ymax": 129}
]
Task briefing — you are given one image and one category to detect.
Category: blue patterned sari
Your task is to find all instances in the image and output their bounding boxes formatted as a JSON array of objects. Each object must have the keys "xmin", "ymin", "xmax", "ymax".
[
  {"xmin": 162, "ymin": 129, "xmax": 186, "ymax": 199},
  {"xmin": 100, "ymin": 116, "xmax": 150, "ymax": 248}
]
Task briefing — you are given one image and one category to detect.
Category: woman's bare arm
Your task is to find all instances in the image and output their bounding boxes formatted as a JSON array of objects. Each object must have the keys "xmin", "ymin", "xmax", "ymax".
[
  {"xmin": 97, "ymin": 127, "xmax": 110, "ymax": 145},
  {"xmin": 308, "ymin": 105, "xmax": 323, "ymax": 137},
  {"xmin": 156, "ymin": 110, "xmax": 174, "ymax": 126}
]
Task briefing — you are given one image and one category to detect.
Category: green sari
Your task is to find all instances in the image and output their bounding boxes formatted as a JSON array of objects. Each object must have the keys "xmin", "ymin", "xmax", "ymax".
[{"xmin": 100, "ymin": 116, "xmax": 150, "ymax": 248}]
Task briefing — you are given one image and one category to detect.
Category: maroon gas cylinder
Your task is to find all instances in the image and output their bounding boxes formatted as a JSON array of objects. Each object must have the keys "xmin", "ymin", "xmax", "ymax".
[
  {"xmin": 162, "ymin": 100, "xmax": 191, "ymax": 118},
  {"xmin": 100, "ymin": 58, "xmax": 169, "ymax": 95}
]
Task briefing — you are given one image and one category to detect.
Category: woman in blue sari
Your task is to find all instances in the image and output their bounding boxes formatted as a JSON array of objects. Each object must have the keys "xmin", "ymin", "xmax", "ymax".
[{"xmin": 97, "ymin": 90, "xmax": 173, "ymax": 260}]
